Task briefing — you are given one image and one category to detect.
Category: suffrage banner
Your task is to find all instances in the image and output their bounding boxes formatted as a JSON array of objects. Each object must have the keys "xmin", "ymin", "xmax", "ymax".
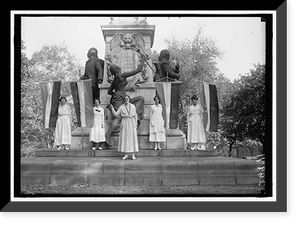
[
  {"xmin": 198, "ymin": 81, "xmax": 219, "ymax": 132},
  {"xmin": 40, "ymin": 81, "xmax": 61, "ymax": 128},
  {"xmin": 70, "ymin": 80, "xmax": 93, "ymax": 127},
  {"xmin": 154, "ymin": 81, "xmax": 182, "ymax": 129}
]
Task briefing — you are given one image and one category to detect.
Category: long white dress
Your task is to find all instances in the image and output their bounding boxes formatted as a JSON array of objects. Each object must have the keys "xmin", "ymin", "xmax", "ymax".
[
  {"xmin": 187, "ymin": 104, "xmax": 206, "ymax": 143},
  {"xmin": 89, "ymin": 106, "xmax": 106, "ymax": 143},
  {"xmin": 112, "ymin": 103, "xmax": 139, "ymax": 153},
  {"xmin": 54, "ymin": 104, "xmax": 72, "ymax": 145},
  {"xmin": 149, "ymin": 104, "xmax": 166, "ymax": 142}
]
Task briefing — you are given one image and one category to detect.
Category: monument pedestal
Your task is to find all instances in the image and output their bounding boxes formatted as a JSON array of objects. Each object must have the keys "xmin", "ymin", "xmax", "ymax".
[{"xmin": 70, "ymin": 19, "xmax": 186, "ymax": 150}]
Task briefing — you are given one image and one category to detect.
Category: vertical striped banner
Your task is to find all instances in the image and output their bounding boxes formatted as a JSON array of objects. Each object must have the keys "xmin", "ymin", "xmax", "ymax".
[
  {"xmin": 208, "ymin": 84, "xmax": 219, "ymax": 131},
  {"xmin": 198, "ymin": 81, "xmax": 208, "ymax": 130},
  {"xmin": 155, "ymin": 81, "xmax": 182, "ymax": 129},
  {"xmin": 198, "ymin": 81, "xmax": 219, "ymax": 132},
  {"xmin": 203, "ymin": 82, "xmax": 211, "ymax": 131},
  {"xmin": 70, "ymin": 81, "xmax": 81, "ymax": 126},
  {"xmin": 70, "ymin": 80, "xmax": 93, "ymax": 127},
  {"xmin": 40, "ymin": 81, "xmax": 61, "ymax": 128}
]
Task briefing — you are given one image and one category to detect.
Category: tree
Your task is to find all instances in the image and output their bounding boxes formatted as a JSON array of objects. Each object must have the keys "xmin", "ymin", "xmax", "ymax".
[
  {"xmin": 21, "ymin": 42, "xmax": 83, "ymax": 154},
  {"xmin": 163, "ymin": 26, "xmax": 223, "ymax": 137},
  {"xmin": 220, "ymin": 64, "xmax": 266, "ymax": 154},
  {"xmin": 30, "ymin": 43, "xmax": 83, "ymax": 97}
]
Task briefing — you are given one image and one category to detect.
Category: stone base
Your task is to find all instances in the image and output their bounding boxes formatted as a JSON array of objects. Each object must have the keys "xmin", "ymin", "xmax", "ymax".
[
  {"xmin": 71, "ymin": 124, "xmax": 186, "ymax": 150},
  {"xmin": 21, "ymin": 157, "xmax": 261, "ymax": 186},
  {"xmin": 35, "ymin": 149, "xmax": 217, "ymax": 157}
]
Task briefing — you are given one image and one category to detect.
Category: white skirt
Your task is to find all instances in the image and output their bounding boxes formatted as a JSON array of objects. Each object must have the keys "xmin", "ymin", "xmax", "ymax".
[
  {"xmin": 89, "ymin": 117, "xmax": 106, "ymax": 143},
  {"xmin": 149, "ymin": 131, "xmax": 166, "ymax": 142},
  {"xmin": 54, "ymin": 115, "xmax": 71, "ymax": 145}
]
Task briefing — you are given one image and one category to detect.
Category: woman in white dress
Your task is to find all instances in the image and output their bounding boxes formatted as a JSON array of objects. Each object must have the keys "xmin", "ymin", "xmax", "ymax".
[
  {"xmin": 54, "ymin": 96, "xmax": 72, "ymax": 150},
  {"xmin": 89, "ymin": 99, "xmax": 106, "ymax": 150},
  {"xmin": 110, "ymin": 95, "xmax": 139, "ymax": 160},
  {"xmin": 187, "ymin": 95, "xmax": 206, "ymax": 151},
  {"xmin": 149, "ymin": 96, "xmax": 166, "ymax": 150}
]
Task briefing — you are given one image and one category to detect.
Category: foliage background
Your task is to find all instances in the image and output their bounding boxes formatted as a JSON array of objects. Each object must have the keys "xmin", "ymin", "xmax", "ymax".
[
  {"xmin": 20, "ymin": 24, "xmax": 265, "ymax": 157},
  {"xmin": 21, "ymin": 41, "xmax": 83, "ymax": 156}
]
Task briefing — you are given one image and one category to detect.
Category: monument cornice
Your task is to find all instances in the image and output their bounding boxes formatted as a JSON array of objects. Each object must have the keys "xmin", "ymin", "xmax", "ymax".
[{"xmin": 101, "ymin": 25, "xmax": 155, "ymax": 47}]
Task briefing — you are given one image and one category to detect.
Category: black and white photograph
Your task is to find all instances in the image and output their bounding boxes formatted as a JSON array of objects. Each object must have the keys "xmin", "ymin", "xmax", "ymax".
[{"xmin": 5, "ymin": 4, "xmax": 288, "ymax": 214}]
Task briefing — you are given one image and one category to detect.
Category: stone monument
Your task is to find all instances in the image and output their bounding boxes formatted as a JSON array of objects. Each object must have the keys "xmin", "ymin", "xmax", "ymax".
[{"xmin": 71, "ymin": 17, "xmax": 186, "ymax": 150}]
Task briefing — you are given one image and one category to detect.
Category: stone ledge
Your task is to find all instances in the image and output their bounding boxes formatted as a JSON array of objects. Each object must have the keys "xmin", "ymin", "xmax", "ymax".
[
  {"xmin": 35, "ymin": 150, "xmax": 218, "ymax": 157},
  {"xmin": 21, "ymin": 157, "xmax": 261, "ymax": 186}
]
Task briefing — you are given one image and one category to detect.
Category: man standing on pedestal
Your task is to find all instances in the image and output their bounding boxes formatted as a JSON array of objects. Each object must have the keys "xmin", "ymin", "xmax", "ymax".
[{"xmin": 80, "ymin": 47, "xmax": 104, "ymax": 101}]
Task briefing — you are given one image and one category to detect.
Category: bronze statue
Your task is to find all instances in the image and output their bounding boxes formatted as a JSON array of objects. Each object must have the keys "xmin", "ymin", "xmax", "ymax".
[
  {"xmin": 105, "ymin": 54, "xmax": 146, "ymax": 147},
  {"xmin": 154, "ymin": 49, "xmax": 181, "ymax": 82},
  {"xmin": 80, "ymin": 47, "xmax": 104, "ymax": 101}
]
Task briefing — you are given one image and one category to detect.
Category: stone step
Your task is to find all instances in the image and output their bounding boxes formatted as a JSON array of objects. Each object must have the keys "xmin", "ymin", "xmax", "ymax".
[
  {"xmin": 35, "ymin": 149, "xmax": 218, "ymax": 157},
  {"xmin": 21, "ymin": 157, "xmax": 261, "ymax": 186},
  {"xmin": 71, "ymin": 125, "xmax": 187, "ymax": 150}
]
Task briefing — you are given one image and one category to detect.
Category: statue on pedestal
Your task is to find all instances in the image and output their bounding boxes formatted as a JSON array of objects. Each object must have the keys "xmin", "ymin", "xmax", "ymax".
[
  {"xmin": 154, "ymin": 49, "xmax": 181, "ymax": 82},
  {"xmin": 80, "ymin": 47, "xmax": 104, "ymax": 101}
]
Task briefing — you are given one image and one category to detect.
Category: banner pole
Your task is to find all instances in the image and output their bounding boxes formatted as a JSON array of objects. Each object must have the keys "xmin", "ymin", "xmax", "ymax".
[
  {"xmin": 81, "ymin": 127, "xmax": 84, "ymax": 150},
  {"xmin": 166, "ymin": 128, "xmax": 168, "ymax": 150}
]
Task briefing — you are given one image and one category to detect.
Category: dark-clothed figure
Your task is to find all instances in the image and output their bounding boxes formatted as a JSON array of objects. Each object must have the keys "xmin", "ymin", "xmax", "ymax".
[
  {"xmin": 154, "ymin": 49, "xmax": 181, "ymax": 82},
  {"xmin": 80, "ymin": 47, "xmax": 104, "ymax": 101}
]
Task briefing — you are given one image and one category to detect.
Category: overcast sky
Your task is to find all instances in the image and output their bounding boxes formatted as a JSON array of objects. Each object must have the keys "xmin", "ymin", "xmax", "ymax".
[{"xmin": 21, "ymin": 15, "xmax": 266, "ymax": 81}]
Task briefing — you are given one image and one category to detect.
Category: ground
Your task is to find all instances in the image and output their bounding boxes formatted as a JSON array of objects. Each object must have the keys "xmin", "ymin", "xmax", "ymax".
[{"xmin": 20, "ymin": 184, "xmax": 265, "ymax": 197}]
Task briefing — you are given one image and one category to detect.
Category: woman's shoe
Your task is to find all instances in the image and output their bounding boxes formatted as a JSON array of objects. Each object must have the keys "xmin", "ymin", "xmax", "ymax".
[
  {"xmin": 132, "ymin": 154, "xmax": 136, "ymax": 160},
  {"xmin": 65, "ymin": 146, "xmax": 69, "ymax": 150},
  {"xmin": 154, "ymin": 147, "xmax": 158, "ymax": 150},
  {"xmin": 158, "ymin": 147, "xmax": 162, "ymax": 150},
  {"xmin": 57, "ymin": 146, "xmax": 61, "ymax": 151},
  {"xmin": 122, "ymin": 154, "xmax": 128, "ymax": 160},
  {"xmin": 92, "ymin": 147, "xmax": 96, "ymax": 150},
  {"xmin": 191, "ymin": 146, "xmax": 195, "ymax": 151},
  {"xmin": 98, "ymin": 147, "xmax": 102, "ymax": 150}
]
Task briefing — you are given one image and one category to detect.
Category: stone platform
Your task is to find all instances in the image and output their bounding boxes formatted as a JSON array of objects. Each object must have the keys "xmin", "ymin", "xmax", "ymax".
[
  {"xmin": 21, "ymin": 157, "xmax": 260, "ymax": 186},
  {"xmin": 71, "ymin": 120, "xmax": 186, "ymax": 150},
  {"xmin": 35, "ymin": 149, "xmax": 217, "ymax": 157}
]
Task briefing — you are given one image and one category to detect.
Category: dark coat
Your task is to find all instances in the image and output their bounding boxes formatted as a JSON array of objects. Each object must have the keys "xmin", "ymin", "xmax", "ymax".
[
  {"xmin": 81, "ymin": 58, "xmax": 104, "ymax": 86},
  {"xmin": 154, "ymin": 58, "xmax": 181, "ymax": 81}
]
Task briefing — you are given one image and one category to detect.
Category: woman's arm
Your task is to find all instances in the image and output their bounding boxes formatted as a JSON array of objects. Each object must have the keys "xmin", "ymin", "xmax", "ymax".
[
  {"xmin": 110, "ymin": 104, "xmax": 122, "ymax": 117},
  {"xmin": 187, "ymin": 106, "xmax": 191, "ymax": 122},
  {"xmin": 199, "ymin": 104, "xmax": 204, "ymax": 121},
  {"xmin": 100, "ymin": 108, "xmax": 104, "ymax": 128},
  {"xmin": 132, "ymin": 104, "xmax": 138, "ymax": 129},
  {"xmin": 149, "ymin": 106, "xmax": 154, "ymax": 127}
]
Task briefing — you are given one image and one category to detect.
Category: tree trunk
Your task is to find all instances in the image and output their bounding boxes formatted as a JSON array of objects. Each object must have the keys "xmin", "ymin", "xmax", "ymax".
[
  {"xmin": 228, "ymin": 140, "xmax": 236, "ymax": 157},
  {"xmin": 229, "ymin": 144, "xmax": 233, "ymax": 157}
]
